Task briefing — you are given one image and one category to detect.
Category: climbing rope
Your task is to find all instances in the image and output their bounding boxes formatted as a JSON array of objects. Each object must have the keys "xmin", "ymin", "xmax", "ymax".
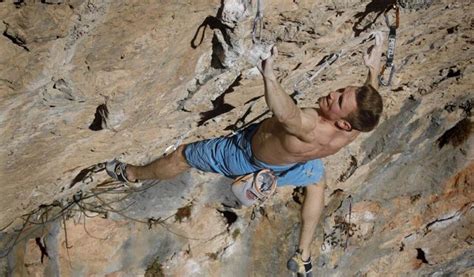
[{"xmin": 379, "ymin": 5, "xmax": 399, "ymax": 87}]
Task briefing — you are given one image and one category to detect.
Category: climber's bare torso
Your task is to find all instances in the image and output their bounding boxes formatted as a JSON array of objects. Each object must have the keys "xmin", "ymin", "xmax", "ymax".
[{"xmin": 252, "ymin": 86, "xmax": 360, "ymax": 165}]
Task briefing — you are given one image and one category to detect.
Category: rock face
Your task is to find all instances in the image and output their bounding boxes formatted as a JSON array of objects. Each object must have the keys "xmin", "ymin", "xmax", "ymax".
[{"xmin": 0, "ymin": 0, "xmax": 473, "ymax": 276}]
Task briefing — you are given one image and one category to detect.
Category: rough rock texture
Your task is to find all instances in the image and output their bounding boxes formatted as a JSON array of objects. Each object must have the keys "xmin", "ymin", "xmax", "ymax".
[{"xmin": 0, "ymin": 0, "xmax": 473, "ymax": 276}]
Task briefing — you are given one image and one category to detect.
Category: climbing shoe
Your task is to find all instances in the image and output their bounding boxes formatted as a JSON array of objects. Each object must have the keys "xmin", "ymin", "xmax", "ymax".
[
  {"xmin": 105, "ymin": 159, "xmax": 136, "ymax": 183},
  {"xmin": 287, "ymin": 250, "xmax": 313, "ymax": 277}
]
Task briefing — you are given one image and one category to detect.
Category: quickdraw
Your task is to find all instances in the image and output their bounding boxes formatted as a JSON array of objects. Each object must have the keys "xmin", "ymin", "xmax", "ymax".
[
  {"xmin": 379, "ymin": 5, "xmax": 399, "ymax": 86},
  {"xmin": 344, "ymin": 195, "xmax": 352, "ymax": 250},
  {"xmin": 292, "ymin": 30, "xmax": 382, "ymax": 96},
  {"xmin": 251, "ymin": 0, "xmax": 264, "ymax": 43},
  {"xmin": 293, "ymin": 51, "xmax": 341, "ymax": 96}
]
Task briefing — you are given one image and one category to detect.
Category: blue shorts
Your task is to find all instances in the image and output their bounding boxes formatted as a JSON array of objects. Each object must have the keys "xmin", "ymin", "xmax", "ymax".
[{"xmin": 183, "ymin": 124, "xmax": 324, "ymax": 187}]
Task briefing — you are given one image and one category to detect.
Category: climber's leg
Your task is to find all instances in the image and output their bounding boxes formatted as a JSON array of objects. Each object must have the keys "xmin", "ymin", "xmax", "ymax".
[
  {"xmin": 106, "ymin": 145, "xmax": 190, "ymax": 183},
  {"xmin": 126, "ymin": 145, "xmax": 190, "ymax": 181}
]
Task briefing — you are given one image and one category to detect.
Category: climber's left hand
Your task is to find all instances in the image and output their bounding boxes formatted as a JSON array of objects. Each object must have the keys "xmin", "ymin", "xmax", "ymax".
[{"xmin": 364, "ymin": 31, "xmax": 384, "ymax": 73}]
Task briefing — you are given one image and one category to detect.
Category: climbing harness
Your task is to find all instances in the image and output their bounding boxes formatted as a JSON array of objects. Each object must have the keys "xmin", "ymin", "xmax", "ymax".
[
  {"xmin": 379, "ymin": 5, "xmax": 399, "ymax": 86},
  {"xmin": 231, "ymin": 169, "xmax": 277, "ymax": 206},
  {"xmin": 251, "ymin": 0, "xmax": 264, "ymax": 43}
]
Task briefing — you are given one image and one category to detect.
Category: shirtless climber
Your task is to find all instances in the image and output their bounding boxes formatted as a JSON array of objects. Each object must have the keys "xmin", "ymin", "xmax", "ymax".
[{"xmin": 106, "ymin": 33, "xmax": 384, "ymax": 276}]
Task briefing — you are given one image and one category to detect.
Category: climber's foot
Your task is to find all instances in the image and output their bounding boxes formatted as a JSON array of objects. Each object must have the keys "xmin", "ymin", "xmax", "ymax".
[{"xmin": 106, "ymin": 159, "xmax": 137, "ymax": 184}]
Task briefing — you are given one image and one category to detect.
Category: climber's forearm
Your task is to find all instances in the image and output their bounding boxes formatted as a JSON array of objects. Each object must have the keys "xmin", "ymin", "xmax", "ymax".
[
  {"xmin": 365, "ymin": 68, "xmax": 379, "ymax": 90},
  {"xmin": 263, "ymin": 75, "xmax": 301, "ymax": 124}
]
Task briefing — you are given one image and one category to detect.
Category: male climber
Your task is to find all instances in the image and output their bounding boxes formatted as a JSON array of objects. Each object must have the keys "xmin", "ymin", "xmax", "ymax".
[{"xmin": 106, "ymin": 33, "xmax": 384, "ymax": 276}]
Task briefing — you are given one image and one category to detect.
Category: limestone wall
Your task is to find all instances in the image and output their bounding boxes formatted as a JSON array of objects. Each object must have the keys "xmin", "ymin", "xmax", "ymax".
[{"xmin": 0, "ymin": 0, "xmax": 472, "ymax": 275}]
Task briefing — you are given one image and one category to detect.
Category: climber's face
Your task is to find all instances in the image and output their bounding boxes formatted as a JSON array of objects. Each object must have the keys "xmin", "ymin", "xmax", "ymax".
[{"xmin": 318, "ymin": 86, "xmax": 358, "ymax": 128}]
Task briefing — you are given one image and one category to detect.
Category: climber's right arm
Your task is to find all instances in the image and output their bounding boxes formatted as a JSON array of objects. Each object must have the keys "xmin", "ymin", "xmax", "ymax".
[{"xmin": 259, "ymin": 47, "xmax": 316, "ymax": 141}]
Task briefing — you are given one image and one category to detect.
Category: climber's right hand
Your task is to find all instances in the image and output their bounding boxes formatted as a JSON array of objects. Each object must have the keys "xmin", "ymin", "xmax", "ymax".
[{"xmin": 258, "ymin": 45, "xmax": 277, "ymax": 80}]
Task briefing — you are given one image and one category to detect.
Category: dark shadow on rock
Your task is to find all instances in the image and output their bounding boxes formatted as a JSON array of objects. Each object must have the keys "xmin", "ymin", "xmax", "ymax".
[
  {"xmin": 69, "ymin": 164, "xmax": 103, "ymax": 188},
  {"xmin": 190, "ymin": 1, "xmax": 234, "ymax": 69},
  {"xmin": 352, "ymin": 0, "xmax": 396, "ymax": 37},
  {"xmin": 190, "ymin": 15, "xmax": 233, "ymax": 69},
  {"xmin": 190, "ymin": 15, "xmax": 231, "ymax": 49},
  {"xmin": 198, "ymin": 75, "xmax": 241, "ymax": 126},
  {"xmin": 437, "ymin": 118, "xmax": 473, "ymax": 149},
  {"xmin": 2, "ymin": 25, "xmax": 30, "ymax": 51},
  {"xmin": 89, "ymin": 104, "xmax": 108, "ymax": 131}
]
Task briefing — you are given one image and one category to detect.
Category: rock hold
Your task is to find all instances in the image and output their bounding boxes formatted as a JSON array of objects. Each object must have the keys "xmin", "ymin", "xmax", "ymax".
[{"xmin": 219, "ymin": 0, "xmax": 249, "ymax": 28}]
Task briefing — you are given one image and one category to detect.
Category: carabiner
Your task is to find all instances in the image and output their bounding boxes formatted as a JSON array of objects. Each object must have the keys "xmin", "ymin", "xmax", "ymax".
[
  {"xmin": 252, "ymin": 16, "xmax": 263, "ymax": 42},
  {"xmin": 379, "ymin": 5, "xmax": 399, "ymax": 87},
  {"xmin": 384, "ymin": 4, "xmax": 400, "ymax": 29},
  {"xmin": 379, "ymin": 64, "xmax": 396, "ymax": 86}
]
